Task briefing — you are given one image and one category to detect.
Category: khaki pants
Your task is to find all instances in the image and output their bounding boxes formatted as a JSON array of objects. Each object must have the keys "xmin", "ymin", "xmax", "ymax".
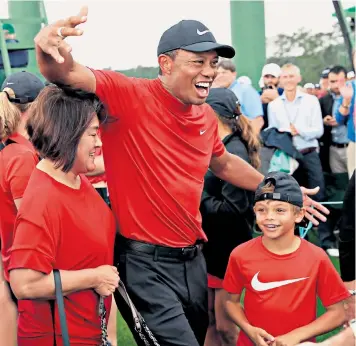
[
  {"xmin": 330, "ymin": 145, "xmax": 348, "ymax": 174},
  {"xmin": 347, "ymin": 141, "xmax": 355, "ymax": 178}
]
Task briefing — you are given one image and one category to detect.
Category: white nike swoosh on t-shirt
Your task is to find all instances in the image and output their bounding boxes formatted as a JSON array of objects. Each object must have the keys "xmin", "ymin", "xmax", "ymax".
[{"xmin": 251, "ymin": 272, "xmax": 309, "ymax": 292}]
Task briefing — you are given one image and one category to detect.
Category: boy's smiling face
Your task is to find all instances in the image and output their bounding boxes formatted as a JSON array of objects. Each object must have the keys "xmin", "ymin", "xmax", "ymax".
[{"xmin": 254, "ymin": 200, "xmax": 305, "ymax": 240}]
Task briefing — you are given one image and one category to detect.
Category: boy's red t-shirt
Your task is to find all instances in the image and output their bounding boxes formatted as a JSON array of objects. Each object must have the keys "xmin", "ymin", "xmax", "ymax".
[
  {"xmin": 92, "ymin": 70, "xmax": 225, "ymax": 247},
  {"xmin": 223, "ymin": 237, "xmax": 350, "ymax": 346},
  {"xmin": 9, "ymin": 169, "xmax": 116, "ymax": 345},
  {"xmin": 0, "ymin": 133, "xmax": 38, "ymax": 280}
]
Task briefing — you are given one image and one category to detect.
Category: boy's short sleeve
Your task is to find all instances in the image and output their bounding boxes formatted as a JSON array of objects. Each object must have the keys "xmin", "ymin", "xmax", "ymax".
[
  {"xmin": 317, "ymin": 252, "xmax": 350, "ymax": 307},
  {"xmin": 223, "ymin": 249, "xmax": 245, "ymax": 294}
]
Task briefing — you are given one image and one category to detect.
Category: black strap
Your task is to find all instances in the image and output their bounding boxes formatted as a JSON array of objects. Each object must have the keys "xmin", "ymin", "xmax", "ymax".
[
  {"xmin": 53, "ymin": 269, "xmax": 70, "ymax": 346},
  {"xmin": 0, "ymin": 138, "xmax": 16, "ymax": 152},
  {"xmin": 254, "ymin": 192, "xmax": 303, "ymax": 207}
]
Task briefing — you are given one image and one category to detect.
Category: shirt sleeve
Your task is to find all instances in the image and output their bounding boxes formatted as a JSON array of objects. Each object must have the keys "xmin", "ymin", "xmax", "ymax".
[
  {"xmin": 296, "ymin": 97, "xmax": 324, "ymax": 140},
  {"xmin": 241, "ymin": 86, "xmax": 264, "ymax": 119},
  {"xmin": 5, "ymin": 151, "xmax": 38, "ymax": 200},
  {"xmin": 9, "ymin": 217, "xmax": 58, "ymax": 275},
  {"xmin": 91, "ymin": 69, "xmax": 141, "ymax": 119},
  {"xmin": 316, "ymin": 251, "xmax": 350, "ymax": 307},
  {"xmin": 267, "ymin": 101, "xmax": 280, "ymax": 129},
  {"xmin": 223, "ymin": 248, "xmax": 245, "ymax": 294}
]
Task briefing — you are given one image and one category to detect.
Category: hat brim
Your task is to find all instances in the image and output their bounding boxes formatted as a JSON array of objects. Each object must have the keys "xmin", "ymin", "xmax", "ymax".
[{"xmin": 182, "ymin": 42, "xmax": 235, "ymax": 58}]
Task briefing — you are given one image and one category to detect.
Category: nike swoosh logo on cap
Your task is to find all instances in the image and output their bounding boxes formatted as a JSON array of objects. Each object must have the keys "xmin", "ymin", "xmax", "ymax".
[
  {"xmin": 251, "ymin": 272, "xmax": 309, "ymax": 292},
  {"xmin": 197, "ymin": 29, "xmax": 210, "ymax": 36}
]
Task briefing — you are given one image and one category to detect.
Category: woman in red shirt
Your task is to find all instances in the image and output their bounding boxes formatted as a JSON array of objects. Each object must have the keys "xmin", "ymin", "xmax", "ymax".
[
  {"xmin": 0, "ymin": 71, "xmax": 45, "ymax": 346},
  {"xmin": 9, "ymin": 85, "xmax": 119, "ymax": 346}
]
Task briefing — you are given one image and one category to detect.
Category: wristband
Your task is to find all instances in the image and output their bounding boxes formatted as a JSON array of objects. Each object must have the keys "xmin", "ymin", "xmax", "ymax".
[{"xmin": 341, "ymin": 103, "xmax": 350, "ymax": 109}]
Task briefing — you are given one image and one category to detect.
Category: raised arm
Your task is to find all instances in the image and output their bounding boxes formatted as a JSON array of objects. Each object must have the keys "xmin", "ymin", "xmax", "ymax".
[{"xmin": 34, "ymin": 6, "xmax": 96, "ymax": 92}]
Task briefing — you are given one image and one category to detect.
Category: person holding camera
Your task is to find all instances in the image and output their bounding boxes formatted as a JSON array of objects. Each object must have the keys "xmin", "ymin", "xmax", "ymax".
[{"xmin": 259, "ymin": 63, "xmax": 284, "ymax": 130}]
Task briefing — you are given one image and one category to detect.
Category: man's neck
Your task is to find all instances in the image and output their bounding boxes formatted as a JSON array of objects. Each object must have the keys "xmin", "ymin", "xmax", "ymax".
[
  {"xmin": 262, "ymin": 232, "xmax": 301, "ymax": 255},
  {"xmin": 285, "ymin": 89, "xmax": 297, "ymax": 102}
]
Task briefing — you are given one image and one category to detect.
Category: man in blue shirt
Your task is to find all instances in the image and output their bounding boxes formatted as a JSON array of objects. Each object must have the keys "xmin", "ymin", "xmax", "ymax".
[
  {"xmin": 268, "ymin": 63, "xmax": 325, "ymax": 202},
  {"xmin": 317, "ymin": 66, "xmax": 349, "ymax": 257},
  {"xmin": 334, "ymin": 51, "xmax": 356, "ymax": 178},
  {"xmin": 214, "ymin": 60, "xmax": 264, "ymax": 133}
]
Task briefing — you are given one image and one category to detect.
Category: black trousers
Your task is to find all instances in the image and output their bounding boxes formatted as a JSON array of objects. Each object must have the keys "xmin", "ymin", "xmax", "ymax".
[
  {"xmin": 339, "ymin": 170, "xmax": 355, "ymax": 282},
  {"xmin": 293, "ymin": 150, "xmax": 325, "ymax": 202},
  {"xmin": 317, "ymin": 207, "xmax": 340, "ymax": 249},
  {"xmin": 113, "ymin": 236, "xmax": 209, "ymax": 346}
]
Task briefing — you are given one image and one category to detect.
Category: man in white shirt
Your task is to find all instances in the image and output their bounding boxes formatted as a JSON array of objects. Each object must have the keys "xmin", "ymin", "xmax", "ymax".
[{"xmin": 268, "ymin": 63, "xmax": 325, "ymax": 201}]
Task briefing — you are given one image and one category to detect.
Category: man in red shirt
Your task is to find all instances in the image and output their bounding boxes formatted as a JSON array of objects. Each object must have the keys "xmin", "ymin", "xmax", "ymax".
[
  {"xmin": 33, "ymin": 8, "xmax": 330, "ymax": 346},
  {"xmin": 223, "ymin": 172, "xmax": 349, "ymax": 346}
]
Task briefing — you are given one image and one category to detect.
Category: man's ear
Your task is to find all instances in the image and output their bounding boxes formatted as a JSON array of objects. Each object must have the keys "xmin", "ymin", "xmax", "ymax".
[{"xmin": 158, "ymin": 54, "xmax": 173, "ymax": 76}]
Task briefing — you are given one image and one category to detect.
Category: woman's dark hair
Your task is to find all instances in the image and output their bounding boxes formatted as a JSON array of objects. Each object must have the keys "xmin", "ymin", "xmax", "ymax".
[
  {"xmin": 216, "ymin": 105, "xmax": 261, "ymax": 169},
  {"xmin": 26, "ymin": 85, "xmax": 107, "ymax": 172}
]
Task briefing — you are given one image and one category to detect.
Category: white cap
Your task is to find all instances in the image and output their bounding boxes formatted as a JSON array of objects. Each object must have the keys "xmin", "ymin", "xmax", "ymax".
[
  {"xmin": 303, "ymin": 83, "xmax": 315, "ymax": 89},
  {"xmin": 261, "ymin": 63, "xmax": 281, "ymax": 78},
  {"xmin": 347, "ymin": 71, "xmax": 355, "ymax": 79},
  {"xmin": 237, "ymin": 76, "xmax": 252, "ymax": 85}
]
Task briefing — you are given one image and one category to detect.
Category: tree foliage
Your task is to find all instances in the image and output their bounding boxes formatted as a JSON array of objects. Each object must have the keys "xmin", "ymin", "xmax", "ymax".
[{"xmin": 267, "ymin": 25, "xmax": 352, "ymax": 83}]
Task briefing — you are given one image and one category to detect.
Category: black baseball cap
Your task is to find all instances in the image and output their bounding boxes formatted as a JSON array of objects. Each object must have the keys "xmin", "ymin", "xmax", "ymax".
[
  {"xmin": 255, "ymin": 171, "xmax": 303, "ymax": 208},
  {"xmin": 157, "ymin": 20, "xmax": 235, "ymax": 58},
  {"xmin": 206, "ymin": 88, "xmax": 241, "ymax": 118},
  {"xmin": 1, "ymin": 71, "xmax": 45, "ymax": 104}
]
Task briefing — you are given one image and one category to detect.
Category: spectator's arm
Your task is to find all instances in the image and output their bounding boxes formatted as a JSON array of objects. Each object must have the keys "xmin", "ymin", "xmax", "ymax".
[
  {"xmin": 241, "ymin": 86, "xmax": 264, "ymax": 120},
  {"xmin": 335, "ymin": 97, "xmax": 350, "ymax": 124},
  {"xmin": 296, "ymin": 98, "xmax": 324, "ymax": 140},
  {"xmin": 267, "ymin": 102, "xmax": 280, "ymax": 129},
  {"xmin": 251, "ymin": 117, "xmax": 264, "ymax": 134}
]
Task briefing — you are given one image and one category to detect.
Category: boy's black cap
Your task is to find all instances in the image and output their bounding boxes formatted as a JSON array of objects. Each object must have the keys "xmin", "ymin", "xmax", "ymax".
[
  {"xmin": 255, "ymin": 171, "xmax": 303, "ymax": 207},
  {"xmin": 157, "ymin": 20, "xmax": 235, "ymax": 58},
  {"xmin": 206, "ymin": 88, "xmax": 240, "ymax": 118},
  {"xmin": 1, "ymin": 71, "xmax": 44, "ymax": 104}
]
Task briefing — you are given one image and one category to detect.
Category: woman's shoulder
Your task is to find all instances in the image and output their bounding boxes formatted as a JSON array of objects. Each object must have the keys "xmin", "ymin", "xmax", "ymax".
[{"xmin": 225, "ymin": 134, "xmax": 250, "ymax": 162}]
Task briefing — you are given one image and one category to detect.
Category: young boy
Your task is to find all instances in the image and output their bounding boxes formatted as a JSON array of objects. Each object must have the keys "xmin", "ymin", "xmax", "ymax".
[{"xmin": 223, "ymin": 172, "xmax": 350, "ymax": 346}]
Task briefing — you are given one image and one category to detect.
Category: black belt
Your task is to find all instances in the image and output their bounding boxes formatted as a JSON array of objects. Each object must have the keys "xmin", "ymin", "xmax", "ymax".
[
  {"xmin": 299, "ymin": 147, "xmax": 317, "ymax": 155},
  {"xmin": 118, "ymin": 235, "xmax": 204, "ymax": 260},
  {"xmin": 331, "ymin": 142, "xmax": 348, "ymax": 148}
]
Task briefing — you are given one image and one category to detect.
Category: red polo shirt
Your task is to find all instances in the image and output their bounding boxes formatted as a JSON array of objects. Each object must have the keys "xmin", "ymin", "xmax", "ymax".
[
  {"xmin": 223, "ymin": 237, "xmax": 350, "ymax": 345},
  {"xmin": 93, "ymin": 70, "xmax": 225, "ymax": 247},
  {"xmin": 0, "ymin": 133, "xmax": 38, "ymax": 280},
  {"xmin": 9, "ymin": 169, "xmax": 116, "ymax": 345}
]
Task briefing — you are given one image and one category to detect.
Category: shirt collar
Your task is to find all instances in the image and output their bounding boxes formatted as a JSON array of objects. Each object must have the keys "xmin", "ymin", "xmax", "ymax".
[
  {"xmin": 8, "ymin": 133, "xmax": 35, "ymax": 152},
  {"xmin": 280, "ymin": 89, "xmax": 304, "ymax": 101}
]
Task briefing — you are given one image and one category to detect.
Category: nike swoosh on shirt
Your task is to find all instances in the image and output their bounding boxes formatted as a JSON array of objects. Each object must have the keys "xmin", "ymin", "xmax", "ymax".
[
  {"xmin": 251, "ymin": 272, "xmax": 309, "ymax": 292},
  {"xmin": 200, "ymin": 129, "xmax": 207, "ymax": 135},
  {"xmin": 197, "ymin": 29, "xmax": 210, "ymax": 36}
]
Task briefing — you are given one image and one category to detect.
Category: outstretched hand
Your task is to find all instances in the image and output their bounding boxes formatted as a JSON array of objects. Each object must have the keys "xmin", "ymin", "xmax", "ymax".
[
  {"xmin": 34, "ymin": 6, "xmax": 88, "ymax": 63},
  {"xmin": 300, "ymin": 187, "xmax": 329, "ymax": 226}
]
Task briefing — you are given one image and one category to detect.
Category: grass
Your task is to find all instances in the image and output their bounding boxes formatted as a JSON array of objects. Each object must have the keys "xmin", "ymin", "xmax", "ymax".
[{"xmin": 116, "ymin": 228, "xmax": 342, "ymax": 344}]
